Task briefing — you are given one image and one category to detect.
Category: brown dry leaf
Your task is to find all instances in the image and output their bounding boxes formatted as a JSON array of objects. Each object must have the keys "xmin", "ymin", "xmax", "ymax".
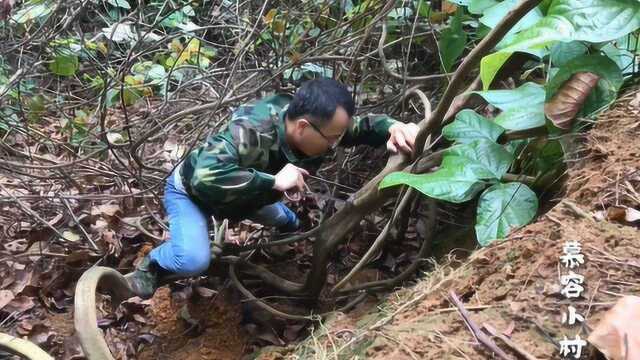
[
  {"xmin": 544, "ymin": 72, "xmax": 600, "ymax": 129},
  {"xmin": 442, "ymin": 0, "xmax": 458, "ymax": 13},
  {"xmin": 3, "ymin": 238, "xmax": 27, "ymax": 253},
  {"xmin": 607, "ymin": 206, "xmax": 628, "ymax": 222},
  {"xmin": 5, "ymin": 295, "xmax": 35, "ymax": 313},
  {"xmin": 606, "ymin": 206, "xmax": 640, "ymax": 223},
  {"xmin": 0, "ymin": 0, "xmax": 15, "ymax": 21},
  {"xmin": 588, "ymin": 296, "xmax": 640, "ymax": 360},
  {"xmin": 91, "ymin": 203, "xmax": 122, "ymax": 218},
  {"xmin": 28, "ymin": 323, "xmax": 54, "ymax": 348},
  {"xmin": 10, "ymin": 269, "xmax": 33, "ymax": 294},
  {"xmin": 0, "ymin": 290, "xmax": 15, "ymax": 310}
]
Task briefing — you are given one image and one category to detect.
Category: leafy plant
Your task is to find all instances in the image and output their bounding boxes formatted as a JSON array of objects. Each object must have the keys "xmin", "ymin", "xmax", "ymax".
[{"xmin": 381, "ymin": 0, "xmax": 640, "ymax": 247}]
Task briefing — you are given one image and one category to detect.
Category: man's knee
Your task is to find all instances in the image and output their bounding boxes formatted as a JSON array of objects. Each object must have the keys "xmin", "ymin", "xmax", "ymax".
[{"xmin": 173, "ymin": 249, "xmax": 211, "ymax": 276}]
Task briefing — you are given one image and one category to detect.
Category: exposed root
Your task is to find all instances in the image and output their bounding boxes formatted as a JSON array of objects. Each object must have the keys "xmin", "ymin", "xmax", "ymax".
[
  {"xmin": 74, "ymin": 266, "xmax": 134, "ymax": 360},
  {"xmin": 0, "ymin": 332, "xmax": 54, "ymax": 360}
]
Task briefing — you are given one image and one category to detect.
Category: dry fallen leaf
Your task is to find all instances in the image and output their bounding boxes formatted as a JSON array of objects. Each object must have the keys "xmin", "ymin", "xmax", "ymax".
[
  {"xmin": 544, "ymin": 72, "xmax": 600, "ymax": 129},
  {"xmin": 589, "ymin": 296, "xmax": 640, "ymax": 360},
  {"xmin": 62, "ymin": 230, "xmax": 81, "ymax": 242},
  {"xmin": 606, "ymin": 206, "xmax": 640, "ymax": 223},
  {"xmin": 0, "ymin": 290, "xmax": 15, "ymax": 311}
]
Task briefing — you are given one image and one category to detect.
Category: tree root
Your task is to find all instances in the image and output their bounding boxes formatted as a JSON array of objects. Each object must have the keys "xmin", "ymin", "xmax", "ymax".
[
  {"xmin": 0, "ymin": 332, "xmax": 54, "ymax": 360},
  {"xmin": 332, "ymin": 189, "xmax": 417, "ymax": 292},
  {"xmin": 74, "ymin": 266, "xmax": 134, "ymax": 360},
  {"xmin": 336, "ymin": 198, "xmax": 437, "ymax": 294},
  {"xmin": 229, "ymin": 263, "xmax": 369, "ymax": 322},
  {"xmin": 229, "ymin": 263, "xmax": 319, "ymax": 321}
]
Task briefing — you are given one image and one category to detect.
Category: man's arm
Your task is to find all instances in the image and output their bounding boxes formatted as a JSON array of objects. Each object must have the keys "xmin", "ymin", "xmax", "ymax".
[
  {"xmin": 339, "ymin": 114, "xmax": 399, "ymax": 147},
  {"xmin": 187, "ymin": 135, "xmax": 277, "ymax": 205},
  {"xmin": 340, "ymin": 114, "xmax": 419, "ymax": 154},
  {"xmin": 187, "ymin": 135, "xmax": 307, "ymax": 205}
]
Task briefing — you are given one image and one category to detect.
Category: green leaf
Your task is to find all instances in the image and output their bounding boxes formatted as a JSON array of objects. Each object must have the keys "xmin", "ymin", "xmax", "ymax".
[
  {"xmin": 532, "ymin": 139, "xmax": 564, "ymax": 175},
  {"xmin": 468, "ymin": 0, "xmax": 498, "ymax": 15},
  {"xmin": 442, "ymin": 109, "xmax": 505, "ymax": 144},
  {"xmin": 49, "ymin": 54, "xmax": 79, "ymax": 76},
  {"xmin": 494, "ymin": 107, "xmax": 546, "ymax": 131},
  {"xmin": 438, "ymin": 10, "xmax": 467, "ymax": 71},
  {"xmin": 379, "ymin": 140, "xmax": 512, "ymax": 203},
  {"xmin": 480, "ymin": 51, "xmax": 511, "ymax": 90},
  {"xmin": 498, "ymin": 16, "xmax": 573, "ymax": 53},
  {"xmin": 443, "ymin": 140, "xmax": 514, "ymax": 180},
  {"xmin": 601, "ymin": 42, "xmax": 636, "ymax": 75},
  {"xmin": 550, "ymin": 41, "xmax": 587, "ymax": 67},
  {"xmin": 182, "ymin": 5, "xmax": 195, "ymax": 16},
  {"xmin": 475, "ymin": 182, "xmax": 538, "ymax": 246},
  {"xmin": 380, "ymin": 168, "xmax": 486, "ymax": 203},
  {"xmin": 479, "ymin": 0, "xmax": 543, "ymax": 34},
  {"xmin": 415, "ymin": 0, "xmax": 432, "ymax": 17},
  {"xmin": 546, "ymin": 54, "xmax": 624, "ymax": 117},
  {"xmin": 499, "ymin": 0, "xmax": 640, "ymax": 53},
  {"xmin": 549, "ymin": 0, "xmax": 640, "ymax": 43},
  {"xmin": 388, "ymin": 7, "xmax": 413, "ymax": 20},
  {"xmin": 11, "ymin": 2, "xmax": 52, "ymax": 23},
  {"xmin": 106, "ymin": 0, "xmax": 131, "ymax": 9},
  {"xmin": 473, "ymin": 82, "xmax": 545, "ymax": 111}
]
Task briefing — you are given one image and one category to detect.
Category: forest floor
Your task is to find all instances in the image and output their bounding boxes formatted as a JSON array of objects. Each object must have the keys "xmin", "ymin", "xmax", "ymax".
[{"xmin": 1, "ymin": 88, "xmax": 639, "ymax": 360}]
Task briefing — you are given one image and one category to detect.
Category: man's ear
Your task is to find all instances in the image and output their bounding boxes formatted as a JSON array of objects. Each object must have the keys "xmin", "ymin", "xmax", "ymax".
[{"xmin": 295, "ymin": 118, "xmax": 309, "ymax": 134}]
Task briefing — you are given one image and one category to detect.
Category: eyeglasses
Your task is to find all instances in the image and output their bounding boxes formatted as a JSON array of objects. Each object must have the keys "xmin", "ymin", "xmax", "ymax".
[{"xmin": 306, "ymin": 120, "xmax": 347, "ymax": 150}]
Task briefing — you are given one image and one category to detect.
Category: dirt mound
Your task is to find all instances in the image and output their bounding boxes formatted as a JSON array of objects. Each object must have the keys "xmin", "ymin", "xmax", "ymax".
[
  {"xmin": 137, "ymin": 286, "xmax": 247, "ymax": 360},
  {"xmin": 281, "ymin": 89, "xmax": 640, "ymax": 359}
]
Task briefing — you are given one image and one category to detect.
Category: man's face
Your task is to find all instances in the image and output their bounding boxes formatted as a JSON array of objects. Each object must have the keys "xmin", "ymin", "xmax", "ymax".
[{"xmin": 290, "ymin": 106, "xmax": 350, "ymax": 157}]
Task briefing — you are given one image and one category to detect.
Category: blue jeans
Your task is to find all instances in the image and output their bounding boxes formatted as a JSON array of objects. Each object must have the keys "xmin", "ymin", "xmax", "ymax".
[{"xmin": 149, "ymin": 170, "xmax": 298, "ymax": 276}]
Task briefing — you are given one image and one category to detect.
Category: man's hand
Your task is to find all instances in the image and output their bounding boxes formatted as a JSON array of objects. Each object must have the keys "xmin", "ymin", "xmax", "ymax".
[
  {"xmin": 387, "ymin": 122, "xmax": 419, "ymax": 154},
  {"xmin": 273, "ymin": 163, "xmax": 309, "ymax": 192}
]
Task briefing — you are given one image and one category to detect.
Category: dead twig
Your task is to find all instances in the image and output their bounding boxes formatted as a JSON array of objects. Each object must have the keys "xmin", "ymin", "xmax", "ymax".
[{"xmin": 449, "ymin": 290, "xmax": 513, "ymax": 360}]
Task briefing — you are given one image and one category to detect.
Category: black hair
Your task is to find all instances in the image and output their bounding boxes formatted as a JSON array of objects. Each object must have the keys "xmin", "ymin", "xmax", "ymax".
[{"xmin": 285, "ymin": 79, "xmax": 355, "ymax": 125}]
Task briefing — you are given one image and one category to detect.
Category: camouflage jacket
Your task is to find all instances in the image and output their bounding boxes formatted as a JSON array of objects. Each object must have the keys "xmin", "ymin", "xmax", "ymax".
[{"xmin": 179, "ymin": 94, "xmax": 398, "ymax": 220}]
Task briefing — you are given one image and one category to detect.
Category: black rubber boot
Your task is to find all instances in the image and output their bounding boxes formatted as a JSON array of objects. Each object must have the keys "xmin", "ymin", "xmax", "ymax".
[{"xmin": 124, "ymin": 256, "xmax": 159, "ymax": 299}]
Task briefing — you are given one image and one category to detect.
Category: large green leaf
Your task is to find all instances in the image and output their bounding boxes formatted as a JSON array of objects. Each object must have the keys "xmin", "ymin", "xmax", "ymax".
[
  {"xmin": 379, "ymin": 140, "xmax": 513, "ymax": 203},
  {"xmin": 473, "ymin": 82, "xmax": 545, "ymax": 111},
  {"xmin": 475, "ymin": 182, "xmax": 538, "ymax": 246},
  {"xmin": 549, "ymin": 0, "xmax": 640, "ymax": 43},
  {"xmin": 11, "ymin": 2, "xmax": 53, "ymax": 23},
  {"xmin": 494, "ymin": 107, "xmax": 546, "ymax": 131},
  {"xmin": 601, "ymin": 42, "xmax": 636, "ymax": 75},
  {"xmin": 443, "ymin": 109, "xmax": 505, "ymax": 144},
  {"xmin": 49, "ymin": 54, "xmax": 79, "ymax": 77},
  {"xmin": 106, "ymin": 0, "xmax": 131, "ymax": 9},
  {"xmin": 468, "ymin": 0, "xmax": 499, "ymax": 15},
  {"xmin": 438, "ymin": 10, "xmax": 467, "ymax": 71},
  {"xmin": 498, "ymin": 0, "xmax": 640, "ymax": 53},
  {"xmin": 546, "ymin": 54, "xmax": 624, "ymax": 117},
  {"xmin": 380, "ymin": 168, "xmax": 487, "ymax": 203},
  {"xmin": 479, "ymin": 0, "xmax": 543, "ymax": 34},
  {"xmin": 480, "ymin": 51, "xmax": 512, "ymax": 90},
  {"xmin": 443, "ymin": 140, "xmax": 514, "ymax": 180},
  {"xmin": 498, "ymin": 16, "xmax": 573, "ymax": 53},
  {"xmin": 550, "ymin": 41, "xmax": 588, "ymax": 67}
]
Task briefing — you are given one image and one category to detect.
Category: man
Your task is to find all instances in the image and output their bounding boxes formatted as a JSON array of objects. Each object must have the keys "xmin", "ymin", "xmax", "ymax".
[{"xmin": 126, "ymin": 79, "xmax": 419, "ymax": 299}]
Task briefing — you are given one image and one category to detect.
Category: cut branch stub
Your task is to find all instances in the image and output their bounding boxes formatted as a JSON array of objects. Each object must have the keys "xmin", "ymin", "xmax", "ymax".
[{"xmin": 544, "ymin": 72, "xmax": 600, "ymax": 130}]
